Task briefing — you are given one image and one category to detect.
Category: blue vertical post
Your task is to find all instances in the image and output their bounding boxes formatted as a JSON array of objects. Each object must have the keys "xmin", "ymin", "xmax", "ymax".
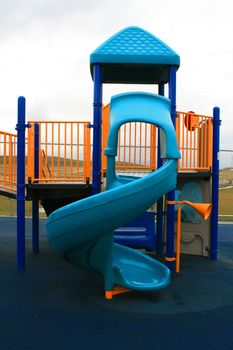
[
  {"xmin": 156, "ymin": 83, "xmax": 165, "ymax": 255},
  {"xmin": 32, "ymin": 123, "xmax": 40, "ymax": 252},
  {"xmin": 166, "ymin": 66, "xmax": 177, "ymax": 268},
  {"xmin": 16, "ymin": 96, "xmax": 26, "ymax": 270},
  {"xmin": 92, "ymin": 64, "xmax": 103, "ymax": 194},
  {"xmin": 210, "ymin": 107, "xmax": 221, "ymax": 260}
]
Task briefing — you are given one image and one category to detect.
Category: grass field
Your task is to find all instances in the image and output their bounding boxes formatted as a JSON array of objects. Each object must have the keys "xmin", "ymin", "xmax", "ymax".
[
  {"xmin": 0, "ymin": 185, "xmax": 232, "ymax": 220},
  {"xmin": 0, "ymin": 195, "xmax": 45, "ymax": 217},
  {"xmin": 1, "ymin": 157, "xmax": 232, "ymax": 219},
  {"xmin": 219, "ymin": 168, "xmax": 233, "ymax": 220},
  {"xmin": 220, "ymin": 168, "xmax": 233, "ymax": 185},
  {"xmin": 219, "ymin": 187, "xmax": 233, "ymax": 221}
]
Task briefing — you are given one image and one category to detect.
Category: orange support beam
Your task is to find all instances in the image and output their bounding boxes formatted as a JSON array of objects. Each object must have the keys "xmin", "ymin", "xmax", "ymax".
[
  {"xmin": 102, "ymin": 104, "xmax": 110, "ymax": 174},
  {"xmin": 150, "ymin": 125, "xmax": 156, "ymax": 170},
  {"xmin": 27, "ymin": 125, "xmax": 34, "ymax": 180},
  {"xmin": 84, "ymin": 122, "xmax": 91, "ymax": 182}
]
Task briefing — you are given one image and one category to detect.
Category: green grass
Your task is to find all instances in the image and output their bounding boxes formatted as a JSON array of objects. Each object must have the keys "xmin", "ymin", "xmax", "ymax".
[
  {"xmin": 219, "ymin": 187, "xmax": 233, "ymax": 221},
  {"xmin": 218, "ymin": 216, "xmax": 233, "ymax": 221},
  {"xmin": 0, "ymin": 195, "xmax": 46, "ymax": 217},
  {"xmin": 1, "ymin": 186, "xmax": 232, "ymax": 220}
]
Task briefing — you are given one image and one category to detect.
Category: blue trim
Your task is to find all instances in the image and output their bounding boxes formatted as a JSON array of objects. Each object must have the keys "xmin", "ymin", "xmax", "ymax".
[
  {"xmin": 166, "ymin": 67, "xmax": 177, "ymax": 268},
  {"xmin": 156, "ymin": 83, "xmax": 165, "ymax": 255},
  {"xmin": 211, "ymin": 107, "xmax": 221, "ymax": 260},
  {"xmin": 32, "ymin": 123, "xmax": 40, "ymax": 253},
  {"xmin": 92, "ymin": 64, "xmax": 103, "ymax": 194},
  {"xmin": 16, "ymin": 97, "xmax": 26, "ymax": 270}
]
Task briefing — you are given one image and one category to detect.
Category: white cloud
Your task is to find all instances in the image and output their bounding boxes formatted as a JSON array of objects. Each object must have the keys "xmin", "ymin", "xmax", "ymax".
[{"xmin": 0, "ymin": 0, "xmax": 232, "ymax": 149}]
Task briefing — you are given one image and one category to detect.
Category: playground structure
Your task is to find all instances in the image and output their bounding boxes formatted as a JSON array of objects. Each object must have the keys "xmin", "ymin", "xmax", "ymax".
[{"xmin": 0, "ymin": 27, "xmax": 221, "ymax": 298}]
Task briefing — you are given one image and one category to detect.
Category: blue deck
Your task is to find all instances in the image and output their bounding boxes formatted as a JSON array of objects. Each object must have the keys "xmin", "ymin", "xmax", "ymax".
[{"xmin": 0, "ymin": 217, "xmax": 232, "ymax": 350}]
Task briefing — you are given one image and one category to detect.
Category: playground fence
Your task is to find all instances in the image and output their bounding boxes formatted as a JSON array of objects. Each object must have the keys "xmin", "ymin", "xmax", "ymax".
[
  {"xmin": 0, "ymin": 131, "xmax": 17, "ymax": 192},
  {"xmin": 0, "ymin": 110, "xmax": 214, "ymax": 193},
  {"xmin": 176, "ymin": 111, "xmax": 212, "ymax": 171},
  {"xmin": 27, "ymin": 121, "xmax": 91, "ymax": 183},
  {"xmin": 103, "ymin": 108, "xmax": 213, "ymax": 172}
]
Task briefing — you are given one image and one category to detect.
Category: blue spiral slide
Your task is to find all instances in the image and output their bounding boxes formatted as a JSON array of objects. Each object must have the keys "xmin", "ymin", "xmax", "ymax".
[{"xmin": 47, "ymin": 92, "xmax": 180, "ymax": 299}]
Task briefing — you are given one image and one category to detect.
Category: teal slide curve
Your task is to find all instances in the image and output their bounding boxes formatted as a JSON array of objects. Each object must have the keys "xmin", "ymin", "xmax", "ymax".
[{"xmin": 47, "ymin": 92, "xmax": 180, "ymax": 296}]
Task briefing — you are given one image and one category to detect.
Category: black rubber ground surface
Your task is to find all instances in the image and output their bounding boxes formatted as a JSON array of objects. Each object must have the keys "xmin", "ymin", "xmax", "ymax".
[{"xmin": 0, "ymin": 218, "xmax": 232, "ymax": 350}]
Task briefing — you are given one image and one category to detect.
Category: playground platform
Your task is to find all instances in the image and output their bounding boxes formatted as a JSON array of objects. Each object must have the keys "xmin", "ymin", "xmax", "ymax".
[{"xmin": 0, "ymin": 217, "xmax": 232, "ymax": 350}]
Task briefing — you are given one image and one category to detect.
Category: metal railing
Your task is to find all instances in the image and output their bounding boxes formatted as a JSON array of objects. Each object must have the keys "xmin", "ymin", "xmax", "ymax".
[
  {"xmin": 102, "ymin": 105, "xmax": 213, "ymax": 172},
  {"xmin": 27, "ymin": 121, "xmax": 91, "ymax": 183},
  {"xmin": 0, "ymin": 131, "xmax": 17, "ymax": 192},
  {"xmin": 0, "ymin": 109, "xmax": 214, "ymax": 192},
  {"xmin": 176, "ymin": 111, "xmax": 212, "ymax": 171},
  {"xmin": 102, "ymin": 104, "xmax": 157, "ymax": 172}
]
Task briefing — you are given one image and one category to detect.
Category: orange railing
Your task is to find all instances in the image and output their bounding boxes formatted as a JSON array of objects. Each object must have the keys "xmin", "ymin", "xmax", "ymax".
[
  {"xmin": 102, "ymin": 105, "xmax": 213, "ymax": 172},
  {"xmin": 0, "ymin": 131, "xmax": 17, "ymax": 192},
  {"xmin": 102, "ymin": 105, "xmax": 157, "ymax": 172},
  {"xmin": 27, "ymin": 121, "xmax": 91, "ymax": 183},
  {"xmin": 0, "ymin": 110, "xmax": 213, "ymax": 191},
  {"xmin": 176, "ymin": 111, "xmax": 212, "ymax": 171}
]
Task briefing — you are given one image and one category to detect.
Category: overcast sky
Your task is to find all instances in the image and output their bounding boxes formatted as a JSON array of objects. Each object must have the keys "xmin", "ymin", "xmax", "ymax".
[{"xmin": 0, "ymin": 0, "xmax": 232, "ymax": 149}]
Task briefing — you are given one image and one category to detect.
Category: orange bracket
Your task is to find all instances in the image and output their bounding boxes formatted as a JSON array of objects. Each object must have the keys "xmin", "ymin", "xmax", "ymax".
[
  {"xmin": 165, "ymin": 257, "xmax": 176, "ymax": 262},
  {"xmin": 105, "ymin": 285, "xmax": 132, "ymax": 300},
  {"xmin": 167, "ymin": 200, "xmax": 176, "ymax": 205}
]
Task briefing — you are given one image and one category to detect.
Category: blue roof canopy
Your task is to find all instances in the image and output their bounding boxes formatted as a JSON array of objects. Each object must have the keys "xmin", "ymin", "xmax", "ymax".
[{"xmin": 90, "ymin": 26, "xmax": 180, "ymax": 84}]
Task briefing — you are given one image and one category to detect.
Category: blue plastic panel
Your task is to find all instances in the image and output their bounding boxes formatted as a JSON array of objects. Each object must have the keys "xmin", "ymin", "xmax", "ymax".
[
  {"xmin": 113, "ymin": 211, "xmax": 156, "ymax": 251},
  {"xmin": 90, "ymin": 26, "xmax": 180, "ymax": 66}
]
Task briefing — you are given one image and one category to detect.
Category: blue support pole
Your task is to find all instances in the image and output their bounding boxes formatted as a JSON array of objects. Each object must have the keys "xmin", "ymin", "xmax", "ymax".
[
  {"xmin": 156, "ymin": 83, "xmax": 165, "ymax": 255},
  {"xmin": 210, "ymin": 107, "xmax": 221, "ymax": 260},
  {"xmin": 166, "ymin": 66, "xmax": 177, "ymax": 268},
  {"xmin": 92, "ymin": 64, "xmax": 103, "ymax": 194},
  {"xmin": 32, "ymin": 123, "xmax": 40, "ymax": 252},
  {"xmin": 16, "ymin": 96, "xmax": 26, "ymax": 270}
]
